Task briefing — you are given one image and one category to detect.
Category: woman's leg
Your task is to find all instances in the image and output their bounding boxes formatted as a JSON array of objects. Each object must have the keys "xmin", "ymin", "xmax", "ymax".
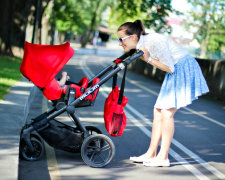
[
  {"xmin": 136, "ymin": 108, "xmax": 163, "ymax": 158},
  {"xmin": 155, "ymin": 108, "xmax": 178, "ymax": 161},
  {"xmin": 144, "ymin": 108, "xmax": 163, "ymax": 158}
]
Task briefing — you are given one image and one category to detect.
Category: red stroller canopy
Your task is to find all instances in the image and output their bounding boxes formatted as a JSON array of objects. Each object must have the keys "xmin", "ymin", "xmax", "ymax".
[{"xmin": 20, "ymin": 41, "xmax": 74, "ymax": 88}]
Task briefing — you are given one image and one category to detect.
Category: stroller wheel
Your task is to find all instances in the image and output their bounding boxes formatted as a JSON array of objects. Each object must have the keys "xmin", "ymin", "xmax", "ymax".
[
  {"xmin": 20, "ymin": 137, "xmax": 44, "ymax": 161},
  {"xmin": 85, "ymin": 126, "xmax": 102, "ymax": 135},
  {"xmin": 81, "ymin": 134, "xmax": 115, "ymax": 168}
]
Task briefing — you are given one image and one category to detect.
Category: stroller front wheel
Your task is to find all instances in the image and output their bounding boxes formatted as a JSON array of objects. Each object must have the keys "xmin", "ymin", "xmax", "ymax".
[
  {"xmin": 81, "ymin": 134, "xmax": 115, "ymax": 168},
  {"xmin": 20, "ymin": 137, "xmax": 44, "ymax": 161}
]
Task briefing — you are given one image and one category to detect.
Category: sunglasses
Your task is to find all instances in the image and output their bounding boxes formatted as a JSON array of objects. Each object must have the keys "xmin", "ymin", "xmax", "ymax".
[{"xmin": 118, "ymin": 35, "xmax": 131, "ymax": 43}]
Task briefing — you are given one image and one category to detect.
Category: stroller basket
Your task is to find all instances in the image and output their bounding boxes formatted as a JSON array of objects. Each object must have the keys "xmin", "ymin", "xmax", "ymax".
[
  {"xmin": 33, "ymin": 113, "xmax": 83, "ymax": 153},
  {"xmin": 19, "ymin": 42, "xmax": 143, "ymax": 168},
  {"xmin": 40, "ymin": 120, "xmax": 84, "ymax": 152}
]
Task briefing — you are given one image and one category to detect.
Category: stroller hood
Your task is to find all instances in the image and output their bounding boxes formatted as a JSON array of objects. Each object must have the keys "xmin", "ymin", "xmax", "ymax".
[{"xmin": 20, "ymin": 41, "xmax": 74, "ymax": 88}]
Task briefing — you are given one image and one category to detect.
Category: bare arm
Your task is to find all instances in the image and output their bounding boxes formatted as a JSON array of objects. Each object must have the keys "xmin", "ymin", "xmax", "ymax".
[
  {"xmin": 139, "ymin": 47, "xmax": 172, "ymax": 74},
  {"xmin": 149, "ymin": 59, "xmax": 172, "ymax": 74},
  {"xmin": 58, "ymin": 72, "xmax": 70, "ymax": 87}
]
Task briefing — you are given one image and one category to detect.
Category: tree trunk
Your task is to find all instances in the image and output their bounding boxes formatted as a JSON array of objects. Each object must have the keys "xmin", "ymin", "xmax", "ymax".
[
  {"xmin": 50, "ymin": 4, "xmax": 56, "ymax": 45},
  {"xmin": 80, "ymin": 0, "xmax": 101, "ymax": 48},
  {"xmin": 0, "ymin": 0, "xmax": 15, "ymax": 56},
  {"xmin": 200, "ymin": 24, "xmax": 210, "ymax": 58},
  {"xmin": 0, "ymin": 0, "xmax": 35, "ymax": 56}
]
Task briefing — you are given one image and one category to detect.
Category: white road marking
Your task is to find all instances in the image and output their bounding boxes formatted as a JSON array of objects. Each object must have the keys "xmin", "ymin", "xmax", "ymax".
[
  {"xmin": 184, "ymin": 107, "xmax": 225, "ymax": 128},
  {"xmin": 79, "ymin": 56, "xmax": 225, "ymax": 180}
]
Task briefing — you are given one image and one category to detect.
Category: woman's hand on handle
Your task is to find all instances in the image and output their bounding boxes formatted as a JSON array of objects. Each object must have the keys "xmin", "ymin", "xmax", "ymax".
[{"xmin": 139, "ymin": 47, "xmax": 150, "ymax": 62}]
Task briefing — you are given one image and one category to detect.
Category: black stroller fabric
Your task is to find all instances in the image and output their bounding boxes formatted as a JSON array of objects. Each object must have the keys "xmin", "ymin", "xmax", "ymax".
[{"xmin": 39, "ymin": 119, "xmax": 83, "ymax": 152}]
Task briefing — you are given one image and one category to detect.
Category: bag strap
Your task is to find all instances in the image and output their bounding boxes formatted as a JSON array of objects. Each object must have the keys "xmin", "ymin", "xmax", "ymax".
[
  {"xmin": 112, "ymin": 72, "xmax": 117, "ymax": 89},
  {"xmin": 118, "ymin": 64, "xmax": 127, "ymax": 105},
  {"xmin": 112, "ymin": 63, "xmax": 127, "ymax": 105}
]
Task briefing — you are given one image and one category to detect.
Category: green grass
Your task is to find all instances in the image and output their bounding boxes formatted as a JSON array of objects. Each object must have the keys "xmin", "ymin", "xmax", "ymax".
[{"xmin": 0, "ymin": 56, "xmax": 23, "ymax": 100}]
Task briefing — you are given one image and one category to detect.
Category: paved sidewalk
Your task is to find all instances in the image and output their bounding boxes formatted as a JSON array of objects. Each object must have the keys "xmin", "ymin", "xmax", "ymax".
[{"xmin": 0, "ymin": 78, "xmax": 34, "ymax": 180}]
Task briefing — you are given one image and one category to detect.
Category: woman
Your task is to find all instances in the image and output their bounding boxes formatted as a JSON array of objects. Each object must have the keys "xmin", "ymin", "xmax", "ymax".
[{"xmin": 117, "ymin": 20, "xmax": 209, "ymax": 167}]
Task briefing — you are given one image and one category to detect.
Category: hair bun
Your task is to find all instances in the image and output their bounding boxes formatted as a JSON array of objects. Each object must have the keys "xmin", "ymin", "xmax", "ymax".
[
  {"xmin": 134, "ymin": 20, "xmax": 142, "ymax": 25},
  {"xmin": 118, "ymin": 19, "xmax": 146, "ymax": 38},
  {"xmin": 133, "ymin": 20, "xmax": 146, "ymax": 36}
]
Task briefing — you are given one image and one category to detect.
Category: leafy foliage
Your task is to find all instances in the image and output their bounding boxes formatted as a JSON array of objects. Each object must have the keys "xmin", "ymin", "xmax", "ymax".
[
  {"xmin": 141, "ymin": 0, "xmax": 173, "ymax": 33},
  {"xmin": 187, "ymin": 0, "xmax": 225, "ymax": 57},
  {"xmin": 0, "ymin": 0, "xmax": 175, "ymax": 51},
  {"xmin": 53, "ymin": 0, "xmax": 113, "ymax": 46},
  {"xmin": 108, "ymin": 0, "xmax": 174, "ymax": 34}
]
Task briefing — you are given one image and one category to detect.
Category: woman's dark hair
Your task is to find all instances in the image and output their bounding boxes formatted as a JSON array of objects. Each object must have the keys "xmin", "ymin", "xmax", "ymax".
[{"xmin": 117, "ymin": 20, "xmax": 146, "ymax": 39}]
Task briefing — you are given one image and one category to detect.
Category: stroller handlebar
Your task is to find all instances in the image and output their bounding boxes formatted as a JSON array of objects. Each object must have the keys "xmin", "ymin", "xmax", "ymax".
[
  {"xmin": 88, "ymin": 50, "xmax": 144, "ymax": 86},
  {"xmin": 114, "ymin": 49, "xmax": 137, "ymax": 62},
  {"xmin": 124, "ymin": 50, "xmax": 144, "ymax": 65}
]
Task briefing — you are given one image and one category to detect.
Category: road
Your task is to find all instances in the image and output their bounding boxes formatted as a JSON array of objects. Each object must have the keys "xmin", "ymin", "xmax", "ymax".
[{"xmin": 19, "ymin": 53, "xmax": 225, "ymax": 180}]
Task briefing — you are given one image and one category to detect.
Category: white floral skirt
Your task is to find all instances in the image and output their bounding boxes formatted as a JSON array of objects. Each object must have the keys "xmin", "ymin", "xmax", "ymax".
[{"xmin": 154, "ymin": 55, "xmax": 209, "ymax": 109}]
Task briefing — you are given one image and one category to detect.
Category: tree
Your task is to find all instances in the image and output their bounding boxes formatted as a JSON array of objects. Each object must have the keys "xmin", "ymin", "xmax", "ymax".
[
  {"xmin": 108, "ymin": 0, "xmax": 174, "ymax": 34},
  {"xmin": 141, "ymin": 0, "xmax": 173, "ymax": 33},
  {"xmin": 0, "ymin": 0, "xmax": 175, "ymax": 55},
  {"xmin": 186, "ymin": 0, "xmax": 225, "ymax": 58},
  {"xmin": 32, "ymin": 0, "xmax": 52, "ymax": 44},
  {"xmin": 53, "ymin": 0, "xmax": 113, "ymax": 47},
  {"xmin": 0, "ymin": 0, "xmax": 35, "ymax": 56},
  {"xmin": 53, "ymin": 0, "xmax": 173, "ymax": 47},
  {"xmin": 0, "ymin": 0, "xmax": 52, "ymax": 56}
]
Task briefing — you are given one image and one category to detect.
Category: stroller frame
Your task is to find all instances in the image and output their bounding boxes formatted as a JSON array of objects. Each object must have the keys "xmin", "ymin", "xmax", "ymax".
[{"xmin": 20, "ymin": 50, "xmax": 144, "ymax": 168}]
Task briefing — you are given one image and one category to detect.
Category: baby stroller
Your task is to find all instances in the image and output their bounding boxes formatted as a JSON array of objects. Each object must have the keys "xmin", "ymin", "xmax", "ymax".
[{"xmin": 19, "ymin": 41, "xmax": 143, "ymax": 168}]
